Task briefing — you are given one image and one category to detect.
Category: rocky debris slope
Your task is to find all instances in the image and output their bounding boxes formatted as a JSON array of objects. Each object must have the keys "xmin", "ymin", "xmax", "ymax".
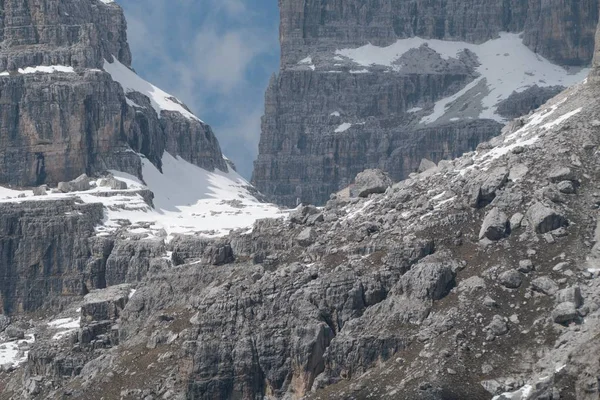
[
  {"xmin": 3, "ymin": 58, "xmax": 600, "ymax": 399},
  {"xmin": 0, "ymin": 0, "xmax": 226, "ymax": 188},
  {"xmin": 253, "ymin": 0, "xmax": 598, "ymax": 207}
]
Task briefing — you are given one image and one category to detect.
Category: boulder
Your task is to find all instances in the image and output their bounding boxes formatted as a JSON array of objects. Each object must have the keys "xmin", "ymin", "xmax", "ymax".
[
  {"xmin": 517, "ymin": 260, "xmax": 534, "ymax": 273},
  {"xmin": 552, "ymin": 302, "xmax": 578, "ymax": 324},
  {"xmin": 99, "ymin": 177, "xmax": 128, "ymax": 190},
  {"xmin": 57, "ymin": 181, "xmax": 73, "ymax": 193},
  {"xmin": 296, "ymin": 227, "xmax": 316, "ymax": 247},
  {"xmin": 499, "ymin": 270, "xmax": 523, "ymax": 289},
  {"xmin": 5, "ymin": 326, "xmax": 25, "ymax": 340},
  {"xmin": 479, "ymin": 208, "xmax": 510, "ymax": 241},
  {"xmin": 290, "ymin": 205, "xmax": 320, "ymax": 224},
  {"xmin": 350, "ymin": 169, "xmax": 393, "ymax": 198},
  {"xmin": 486, "ymin": 315, "xmax": 509, "ymax": 336},
  {"xmin": 509, "ymin": 213, "xmax": 524, "ymax": 230},
  {"xmin": 82, "ymin": 284, "xmax": 132, "ymax": 323},
  {"xmin": 557, "ymin": 180, "xmax": 576, "ymax": 194},
  {"xmin": 531, "ymin": 276, "xmax": 559, "ymax": 296},
  {"xmin": 418, "ymin": 158, "xmax": 437, "ymax": 173},
  {"xmin": 398, "ymin": 262, "xmax": 456, "ymax": 301},
  {"xmin": 58, "ymin": 174, "xmax": 92, "ymax": 193},
  {"xmin": 526, "ymin": 202, "xmax": 567, "ymax": 234},
  {"xmin": 71, "ymin": 174, "xmax": 92, "ymax": 192},
  {"xmin": 33, "ymin": 186, "xmax": 48, "ymax": 196},
  {"xmin": 548, "ymin": 167, "xmax": 576, "ymax": 182},
  {"xmin": 471, "ymin": 167, "xmax": 509, "ymax": 208},
  {"xmin": 557, "ymin": 286, "xmax": 583, "ymax": 308}
]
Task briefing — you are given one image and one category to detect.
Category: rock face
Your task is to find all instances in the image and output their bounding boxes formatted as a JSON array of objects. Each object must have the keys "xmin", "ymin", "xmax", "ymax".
[
  {"xmin": 0, "ymin": 0, "xmax": 235, "ymax": 317},
  {"xmin": 10, "ymin": 70, "xmax": 600, "ymax": 399},
  {"xmin": 5, "ymin": 66, "xmax": 600, "ymax": 399},
  {"xmin": 253, "ymin": 0, "xmax": 599, "ymax": 207},
  {"xmin": 0, "ymin": 0, "xmax": 227, "ymax": 188}
]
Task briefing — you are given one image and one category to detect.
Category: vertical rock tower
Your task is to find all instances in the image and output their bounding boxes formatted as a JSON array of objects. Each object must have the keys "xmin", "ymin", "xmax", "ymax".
[
  {"xmin": 253, "ymin": 0, "xmax": 598, "ymax": 207},
  {"xmin": 0, "ymin": 0, "xmax": 227, "ymax": 188}
]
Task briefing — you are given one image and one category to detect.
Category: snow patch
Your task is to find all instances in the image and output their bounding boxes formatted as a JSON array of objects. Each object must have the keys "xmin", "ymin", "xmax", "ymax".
[
  {"xmin": 335, "ymin": 123, "xmax": 353, "ymax": 133},
  {"xmin": 103, "ymin": 57, "xmax": 201, "ymax": 122},
  {"xmin": 337, "ymin": 33, "xmax": 588, "ymax": 123},
  {"xmin": 0, "ymin": 334, "xmax": 35, "ymax": 368},
  {"xmin": 492, "ymin": 385, "xmax": 533, "ymax": 400}
]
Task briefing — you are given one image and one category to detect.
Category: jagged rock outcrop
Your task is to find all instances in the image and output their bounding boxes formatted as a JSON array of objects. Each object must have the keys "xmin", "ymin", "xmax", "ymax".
[
  {"xmin": 253, "ymin": 0, "xmax": 599, "ymax": 207},
  {"xmin": 0, "ymin": 0, "xmax": 226, "ymax": 188}
]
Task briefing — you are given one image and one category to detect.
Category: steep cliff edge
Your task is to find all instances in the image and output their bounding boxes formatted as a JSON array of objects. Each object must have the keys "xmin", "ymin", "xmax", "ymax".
[
  {"xmin": 253, "ymin": 0, "xmax": 598, "ymax": 207},
  {"xmin": 0, "ymin": 0, "xmax": 226, "ymax": 188}
]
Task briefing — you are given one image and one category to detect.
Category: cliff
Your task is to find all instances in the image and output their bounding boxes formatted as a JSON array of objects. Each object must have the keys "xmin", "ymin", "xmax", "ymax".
[
  {"xmin": 253, "ymin": 0, "xmax": 599, "ymax": 207},
  {"xmin": 0, "ymin": 0, "xmax": 227, "ymax": 188},
  {"xmin": 4, "ymin": 65, "xmax": 600, "ymax": 399}
]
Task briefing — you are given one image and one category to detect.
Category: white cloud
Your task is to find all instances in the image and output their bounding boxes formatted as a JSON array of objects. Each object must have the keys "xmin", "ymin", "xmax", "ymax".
[{"xmin": 119, "ymin": 0, "xmax": 279, "ymax": 177}]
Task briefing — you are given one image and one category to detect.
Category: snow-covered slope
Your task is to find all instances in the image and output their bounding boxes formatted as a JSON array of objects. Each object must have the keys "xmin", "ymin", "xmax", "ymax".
[
  {"xmin": 334, "ymin": 33, "xmax": 589, "ymax": 124},
  {"xmin": 0, "ymin": 154, "xmax": 284, "ymax": 240},
  {"xmin": 103, "ymin": 57, "xmax": 200, "ymax": 122}
]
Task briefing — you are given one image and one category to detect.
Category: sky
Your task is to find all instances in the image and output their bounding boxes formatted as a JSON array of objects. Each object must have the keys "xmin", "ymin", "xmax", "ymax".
[{"xmin": 118, "ymin": 0, "xmax": 280, "ymax": 179}]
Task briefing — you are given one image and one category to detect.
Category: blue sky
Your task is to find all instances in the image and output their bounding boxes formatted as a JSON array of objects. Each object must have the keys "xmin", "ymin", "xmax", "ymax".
[{"xmin": 118, "ymin": 0, "xmax": 280, "ymax": 179}]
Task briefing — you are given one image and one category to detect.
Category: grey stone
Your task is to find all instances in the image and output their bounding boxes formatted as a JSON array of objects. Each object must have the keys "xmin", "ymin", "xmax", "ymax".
[
  {"xmin": 483, "ymin": 296, "xmax": 498, "ymax": 307},
  {"xmin": 510, "ymin": 213, "xmax": 525, "ymax": 230},
  {"xmin": 557, "ymin": 180, "xmax": 576, "ymax": 194},
  {"xmin": 350, "ymin": 169, "xmax": 393, "ymax": 198},
  {"xmin": 5, "ymin": 326, "xmax": 24, "ymax": 340},
  {"xmin": 552, "ymin": 302, "xmax": 578, "ymax": 324},
  {"xmin": 526, "ymin": 202, "xmax": 568, "ymax": 234},
  {"xmin": 548, "ymin": 167, "xmax": 576, "ymax": 182},
  {"xmin": 557, "ymin": 286, "xmax": 583, "ymax": 308},
  {"xmin": 486, "ymin": 315, "xmax": 509, "ymax": 336},
  {"xmin": 517, "ymin": 260, "xmax": 534, "ymax": 273},
  {"xmin": 82, "ymin": 284, "xmax": 132, "ymax": 324},
  {"xmin": 99, "ymin": 177, "xmax": 128, "ymax": 190},
  {"xmin": 33, "ymin": 186, "xmax": 48, "ymax": 196},
  {"xmin": 499, "ymin": 270, "xmax": 523, "ymax": 289},
  {"xmin": 418, "ymin": 158, "xmax": 437, "ymax": 173},
  {"xmin": 71, "ymin": 174, "xmax": 92, "ymax": 192},
  {"xmin": 531, "ymin": 276, "xmax": 559, "ymax": 295},
  {"xmin": 479, "ymin": 208, "xmax": 509, "ymax": 241},
  {"xmin": 398, "ymin": 261, "xmax": 456, "ymax": 301},
  {"xmin": 296, "ymin": 227, "xmax": 316, "ymax": 247}
]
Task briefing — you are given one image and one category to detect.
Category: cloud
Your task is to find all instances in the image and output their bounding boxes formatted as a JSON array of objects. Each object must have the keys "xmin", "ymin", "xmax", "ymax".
[{"xmin": 118, "ymin": 0, "xmax": 279, "ymax": 179}]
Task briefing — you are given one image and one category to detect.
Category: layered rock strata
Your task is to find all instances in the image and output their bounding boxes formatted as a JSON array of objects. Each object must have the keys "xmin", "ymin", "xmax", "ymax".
[{"xmin": 253, "ymin": 0, "xmax": 599, "ymax": 207}]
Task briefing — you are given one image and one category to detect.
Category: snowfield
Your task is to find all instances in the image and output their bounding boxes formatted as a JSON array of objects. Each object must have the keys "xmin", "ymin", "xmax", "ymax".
[
  {"xmin": 103, "ymin": 57, "xmax": 201, "ymax": 122},
  {"xmin": 0, "ymin": 154, "xmax": 284, "ymax": 240},
  {"xmin": 335, "ymin": 32, "xmax": 589, "ymax": 124}
]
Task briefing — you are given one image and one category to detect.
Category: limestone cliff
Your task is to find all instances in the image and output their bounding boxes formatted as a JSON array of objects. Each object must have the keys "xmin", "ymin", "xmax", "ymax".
[
  {"xmin": 254, "ymin": 0, "xmax": 599, "ymax": 207},
  {"xmin": 0, "ymin": 0, "xmax": 227, "ymax": 188}
]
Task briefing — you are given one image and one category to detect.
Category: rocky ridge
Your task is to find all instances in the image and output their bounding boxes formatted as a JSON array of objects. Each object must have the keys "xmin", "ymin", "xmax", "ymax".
[
  {"xmin": 253, "ymin": 0, "xmax": 598, "ymax": 207},
  {"xmin": 2, "ymin": 42, "xmax": 600, "ymax": 400}
]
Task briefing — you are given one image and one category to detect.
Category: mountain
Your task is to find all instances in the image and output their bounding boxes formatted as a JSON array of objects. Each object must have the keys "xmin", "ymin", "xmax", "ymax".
[
  {"xmin": 252, "ymin": 0, "xmax": 599, "ymax": 207},
  {"xmin": 0, "ymin": 0, "xmax": 281, "ymax": 326},
  {"xmin": 3, "ymin": 43, "xmax": 600, "ymax": 398},
  {"xmin": 2, "ymin": 1, "xmax": 600, "ymax": 400},
  {"xmin": 0, "ymin": 0, "xmax": 226, "ymax": 187}
]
